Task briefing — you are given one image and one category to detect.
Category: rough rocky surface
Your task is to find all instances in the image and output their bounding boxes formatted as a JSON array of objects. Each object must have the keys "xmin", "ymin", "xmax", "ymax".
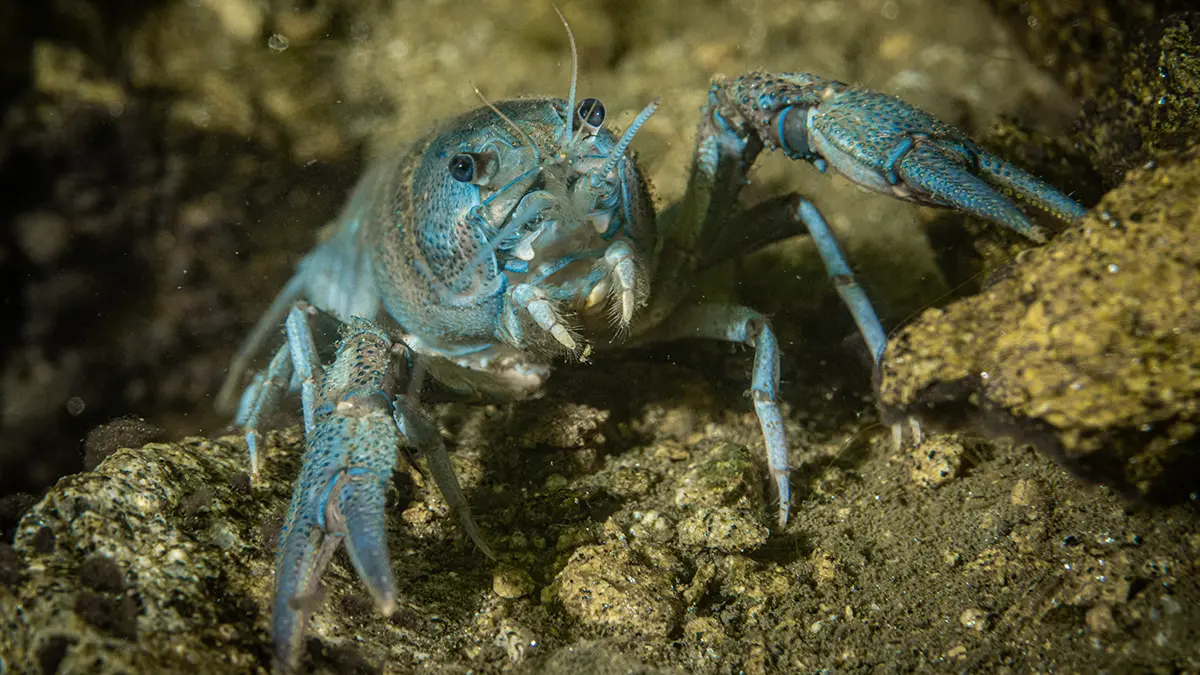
[
  {"xmin": 4, "ymin": 361, "xmax": 1199, "ymax": 673},
  {"xmin": 878, "ymin": 151, "xmax": 1200, "ymax": 502},
  {"xmin": 984, "ymin": 0, "xmax": 1192, "ymax": 100},
  {"xmin": 1077, "ymin": 12, "xmax": 1200, "ymax": 185},
  {"xmin": 877, "ymin": 5, "xmax": 1200, "ymax": 504}
]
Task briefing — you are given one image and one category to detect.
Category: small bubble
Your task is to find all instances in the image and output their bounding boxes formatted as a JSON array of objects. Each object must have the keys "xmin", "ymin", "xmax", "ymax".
[
  {"xmin": 1107, "ymin": 263, "xmax": 1119, "ymax": 273},
  {"xmin": 980, "ymin": 371, "xmax": 990, "ymax": 380},
  {"xmin": 268, "ymin": 34, "xmax": 290, "ymax": 52},
  {"xmin": 67, "ymin": 397, "xmax": 86, "ymax": 416}
]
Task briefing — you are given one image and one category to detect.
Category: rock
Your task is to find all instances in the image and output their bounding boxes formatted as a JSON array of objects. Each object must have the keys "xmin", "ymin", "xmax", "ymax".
[
  {"xmin": 526, "ymin": 641, "xmax": 685, "ymax": 675},
  {"xmin": 908, "ymin": 433, "xmax": 967, "ymax": 488},
  {"xmin": 673, "ymin": 442, "xmax": 765, "ymax": 511},
  {"xmin": 0, "ymin": 543, "xmax": 23, "ymax": 589},
  {"xmin": 555, "ymin": 533, "xmax": 682, "ymax": 637},
  {"xmin": 492, "ymin": 564, "xmax": 536, "ymax": 599},
  {"xmin": 1086, "ymin": 603, "xmax": 1119, "ymax": 633},
  {"xmin": 0, "ymin": 436, "xmax": 276, "ymax": 674},
  {"xmin": 2, "ymin": 365, "xmax": 1199, "ymax": 673},
  {"xmin": 681, "ymin": 616, "xmax": 726, "ymax": 663},
  {"xmin": 511, "ymin": 402, "xmax": 611, "ymax": 451},
  {"xmin": 878, "ymin": 152, "xmax": 1200, "ymax": 503},
  {"xmin": 672, "ymin": 443, "xmax": 769, "ymax": 552},
  {"xmin": 1078, "ymin": 12, "xmax": 1200, "ymax": 185},
  {"xmin": 958, "ymin": 607, "xmax": 989, "ymax": 632},
  {"xmin": 676, "ymin": 506, "xmax": 770, "ymax": 552},
  {"xmin": 985, "ymin": 0, "xmax": 1191, "ymax": 100}
]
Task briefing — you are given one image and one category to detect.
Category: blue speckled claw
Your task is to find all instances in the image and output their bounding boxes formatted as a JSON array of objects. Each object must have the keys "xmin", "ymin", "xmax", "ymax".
[
  {"xmin": 273, "ymin": 319, "xmax": 401, "ymax": 672},
  {"xmin": 715, "ymin": 72, "xmax": 1086, "ymax": 242},
  {"xmin": 262, "ymin": 308, "xmax": 493, "ymax": 671},
  {"xmin": 893, "ymin": 143, "xmax": 1055, "ymax": 242}
]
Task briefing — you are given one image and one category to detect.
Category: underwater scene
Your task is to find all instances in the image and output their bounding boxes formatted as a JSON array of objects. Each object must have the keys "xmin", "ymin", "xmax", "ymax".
[{"xmin": 1, "ymin": 0, "xmax": 1198, "ymax": 672}]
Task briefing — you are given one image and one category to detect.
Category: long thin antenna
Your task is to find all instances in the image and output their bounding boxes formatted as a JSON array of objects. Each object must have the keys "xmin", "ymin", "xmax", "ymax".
[
  {"xmin": 601, "ymin": 97, "xmax": 661, "ymax": 177},
  {"xmin": 553, "ymin": 5, "xmax": 578, "ymax": 144}
]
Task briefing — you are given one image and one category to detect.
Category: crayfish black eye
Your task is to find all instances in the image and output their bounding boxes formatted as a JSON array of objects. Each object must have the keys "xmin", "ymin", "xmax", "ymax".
[
  {"xmin": 448, "ymin": 151, "xmax": 497, "ymax": 186},
  {"xmin": 448, "ymin": 153, "xmax": 476, "ymax": 183},
  {"xmin": 574, "ymin": 97, "xmax": 606, "ymax": 131}
]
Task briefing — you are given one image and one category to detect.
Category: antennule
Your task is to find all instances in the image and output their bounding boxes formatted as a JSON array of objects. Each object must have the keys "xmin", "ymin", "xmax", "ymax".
[{"xmin": 601, "ymin": 97, "xmax": 661, "ymax": 177}]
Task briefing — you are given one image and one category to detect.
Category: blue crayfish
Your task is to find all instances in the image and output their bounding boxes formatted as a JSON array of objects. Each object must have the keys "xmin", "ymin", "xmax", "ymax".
[{"xmin": 216, "ymin": 21, "xmax": 1086, "ymax": 671}]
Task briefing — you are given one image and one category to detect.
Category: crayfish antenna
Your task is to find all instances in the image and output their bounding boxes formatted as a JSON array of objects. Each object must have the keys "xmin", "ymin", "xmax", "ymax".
[{"xmin": 553, "ymin": 5, "xmax": 579, "ymax": 145}]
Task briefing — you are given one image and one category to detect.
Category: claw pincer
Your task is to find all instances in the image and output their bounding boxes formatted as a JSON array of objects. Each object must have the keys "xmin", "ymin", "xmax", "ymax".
[
  {"xmin": 273, "ymin": 321, "xmax": 400, "ymax": 670},
  {"xmin": 712, "ymin": 73, "xmax": 1085, "ymax": 243}
]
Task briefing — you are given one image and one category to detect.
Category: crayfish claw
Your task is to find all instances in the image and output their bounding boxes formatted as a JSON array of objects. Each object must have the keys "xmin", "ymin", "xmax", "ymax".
[
  {"xmin": 335, "ymin": 472, "xmax": 400, "ymax": 615},
  {"xmin": 894, "ymin": 142, "xmax": 1051, "ymax": 243},
  {"xmin": 271, "ymin": 323, "xmax": 403, "ymax": 671}
]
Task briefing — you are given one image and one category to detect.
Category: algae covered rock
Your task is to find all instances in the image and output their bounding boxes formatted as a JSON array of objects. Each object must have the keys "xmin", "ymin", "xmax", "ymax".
[
  {"xmin": 0, "ymin": 436, "xmax": 274, "ymax": 674},
  {"xmin": 1078, "ymin": 12, "xmax": 1200, "ymax": 185},
  {"xmin": 878, "ymin": 152, "xmax": 1200, "ymax": 501},
  {"xmin": 672, "ymin": 442, "xmax": 770, "ymax": 552},
  {"xmin": 3, "ymin": 345, "xmax": 1200, "ymax": 674},
  {"xmin": 555, "ymin": 527, "xmax": 683, "ymax": 637}
]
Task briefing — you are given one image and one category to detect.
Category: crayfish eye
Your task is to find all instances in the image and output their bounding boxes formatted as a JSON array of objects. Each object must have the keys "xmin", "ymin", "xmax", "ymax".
[
  {"xmin": 448, "ymin": 153, "xmax": 476, "ymax": 183},
  {"xmin": 574, "ymin": 97, "xmax": 606, "ymax": 131},
  {"xmin": 448, "ymin": 151, "xmax": 498, "ymax": 186}
]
